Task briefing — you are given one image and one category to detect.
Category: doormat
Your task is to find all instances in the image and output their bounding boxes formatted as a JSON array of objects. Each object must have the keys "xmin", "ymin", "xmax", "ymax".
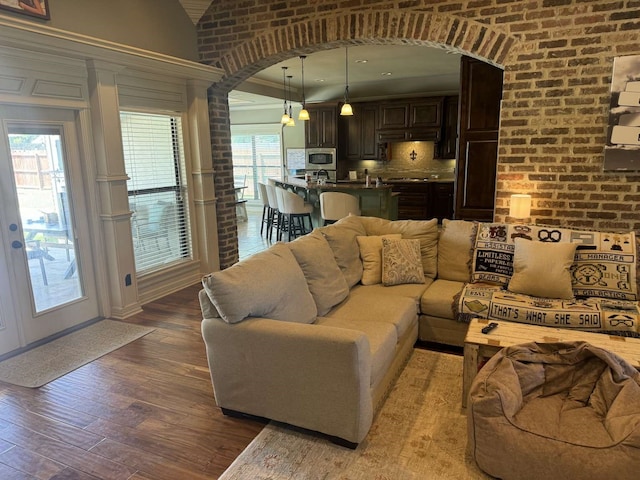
[{"xmin": 0, "ymin": 319, "xmax": 154, "ymax": 388}]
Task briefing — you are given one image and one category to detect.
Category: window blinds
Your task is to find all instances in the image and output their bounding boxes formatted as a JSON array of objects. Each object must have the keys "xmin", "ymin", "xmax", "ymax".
[{"xmin": 120, "ymin": 111, "xmax": 191, "ymax": 273}]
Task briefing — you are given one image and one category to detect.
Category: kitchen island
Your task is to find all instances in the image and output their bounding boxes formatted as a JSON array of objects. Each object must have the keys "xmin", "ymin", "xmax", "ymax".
[{"xmin": 272, "ymin": 177, "xmax": 398, "ymax": 224}]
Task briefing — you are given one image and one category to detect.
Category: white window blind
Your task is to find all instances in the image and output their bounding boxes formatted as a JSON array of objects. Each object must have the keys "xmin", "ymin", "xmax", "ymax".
[{"xmin": 120, "ymin": 111, "xmax": 191, "ymax": 273}]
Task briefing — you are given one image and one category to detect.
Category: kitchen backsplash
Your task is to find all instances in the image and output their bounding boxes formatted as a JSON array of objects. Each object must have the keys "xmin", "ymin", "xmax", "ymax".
[{"xmin": 347, "ymin": 141, "xmax": 456, "ymax": 180}]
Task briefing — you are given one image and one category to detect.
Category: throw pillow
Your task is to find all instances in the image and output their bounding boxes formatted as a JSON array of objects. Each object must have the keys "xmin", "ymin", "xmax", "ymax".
[
  {"xmin": 202, "ymin": 243, "xmax": 317, "ymax": 324},
  {"xmin": 381, "ymin": 238, "xmax": 425, "ymax": 286},
  {"xmin": 437, "ymin": 219, "xmax": 477, "ymax": 282},
  {"xmin": 507, "ymin": 238, "xmax": 578, "ymax": 299},
  {"xmin": 357, "ymin": 234, "xmax": 402, "ymax": 285},
  {"xmin": 288, "ymin": 230, "xmax": 350, "ymax": 316}
]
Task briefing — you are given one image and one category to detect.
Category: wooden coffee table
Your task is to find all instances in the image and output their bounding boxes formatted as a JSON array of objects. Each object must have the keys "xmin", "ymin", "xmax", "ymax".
[{"xmin": 462, "ymin": 318, "xmax": 640, "ymax": 407}]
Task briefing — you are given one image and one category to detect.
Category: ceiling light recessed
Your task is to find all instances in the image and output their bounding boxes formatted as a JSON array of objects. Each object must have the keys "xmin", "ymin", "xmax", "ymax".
[
  {"xmin": 314, "ymin": 78, "xmax": 325, "ymax": 82},
  {"xmin": 381, "ymin": 72, "xmax": 392, "ymax": 76},
  {"xmin": 355, "ymin": 59, "xmax": 368, "ymax": 64}
]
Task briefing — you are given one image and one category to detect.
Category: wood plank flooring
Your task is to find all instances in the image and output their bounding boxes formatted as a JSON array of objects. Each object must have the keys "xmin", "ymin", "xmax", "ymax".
[{"xmin": 0, "ymin": 284, "xmax": 266, "ymax": 479}]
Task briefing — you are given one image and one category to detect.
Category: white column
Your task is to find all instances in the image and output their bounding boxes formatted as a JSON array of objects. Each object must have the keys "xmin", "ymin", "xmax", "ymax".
[
  {"xmin": 188, "ymin": 79, "xmax": 220, "ymax": 273},
  {"xmin": 87, "ymin": 60, "xmax": 141, "ymax": 318}
]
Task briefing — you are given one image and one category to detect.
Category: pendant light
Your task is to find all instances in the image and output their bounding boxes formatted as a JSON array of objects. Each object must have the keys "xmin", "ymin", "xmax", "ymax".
[
  {"xmin": 298, "ymin": 55, "xmax": 310, "ymax": 121},
  {"xmin": 280, "ymin": 66, "xmax": 290, "ymax": 124},
  {"xmin": 340, "ymin": 46, "xmax": 353, "ymax": 116},
  {"xmin": 286, "ymin": 74, "xmax": 295, "ymax": 127}
]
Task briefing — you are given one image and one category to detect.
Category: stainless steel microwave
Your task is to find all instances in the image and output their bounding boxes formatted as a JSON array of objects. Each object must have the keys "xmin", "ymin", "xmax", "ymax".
[{"xmin": 305, "ymin": 148, "xmax": 336, "ymax": 170}]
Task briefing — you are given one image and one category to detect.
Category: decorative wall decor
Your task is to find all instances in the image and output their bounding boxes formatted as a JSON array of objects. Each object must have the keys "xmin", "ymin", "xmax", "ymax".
[
  {"xmin": 604, "ymin": 54, "xmax": 640, "ymax": 171},
  {"xmin": 0, "ymin": 0, "xmax": 49, "ymax": 20}
]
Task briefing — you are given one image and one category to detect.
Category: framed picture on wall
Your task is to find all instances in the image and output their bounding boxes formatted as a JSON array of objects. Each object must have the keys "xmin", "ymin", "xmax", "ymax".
[
  {"xmin": 0, "ymin": 0, "xmax": 50, "ymax": 20},
  {"xmin": 604, "ymin": 54, "xmax": 640, "ymax": 171}
]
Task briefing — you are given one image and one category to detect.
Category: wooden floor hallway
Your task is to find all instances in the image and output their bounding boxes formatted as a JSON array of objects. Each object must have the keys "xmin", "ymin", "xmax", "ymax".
[{"xmin": 0, "ymin": 284, "xmax": 266, "ymax": 479}]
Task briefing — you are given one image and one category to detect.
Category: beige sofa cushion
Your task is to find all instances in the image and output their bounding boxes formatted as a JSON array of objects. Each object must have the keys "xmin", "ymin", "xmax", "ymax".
[
  {"xmin": 202, "ymin": 243, "xmax": 317, "ymax": 324},
  {"xmin": 420, "ymin": 279, "xmax": 465, "ymax": 320},
  {"xmin": 357, "ymin": 234, "xmax": 402, "ymax": 285},
  {"xmin": 289, "ymin": 230, "xmax": 350, "ymax": 316},
  {"xmin": 317, "ymin": 215, "xmax": 366, "ymax": 288},
  {"xmin": 326, "ymin": 288, "xmax": 420, "ymax": 340},
  {"xmin": 507, "ymin": 238, "xmax": 577, "ymax": 299},
  {"xmin": 316, "ymin": 316, "xmax": 397, "ymax": 388},
  {"xmin": 359, "ymin": 216, "xmax": 439, "ymax": 279},
  {"xmin": 438, "ymin": 219, "xmax": 477, "ymax": 282}
]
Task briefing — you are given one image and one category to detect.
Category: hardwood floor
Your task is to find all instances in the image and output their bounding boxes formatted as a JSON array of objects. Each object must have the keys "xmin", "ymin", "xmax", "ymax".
[{"xmin": 0, "ymin": 284, "xmax": 266, "ymax": 479}]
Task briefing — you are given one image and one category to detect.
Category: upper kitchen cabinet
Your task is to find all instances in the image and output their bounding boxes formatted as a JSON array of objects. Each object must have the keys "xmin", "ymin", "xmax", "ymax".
[
  {"xmin": 455, "ymin": 56, "xmax": 503, "ymax": 221},
  {"xmin": 379, "ymin": 102, "xmax": 409, "ymax": 129},
  {"xmin": 435, "ymin": 96, "xmax": 459, "ymax": 159},
  {"xmin": 378, "ymin": 97, "xmax": 443, "ymax": 143},
  {"xmin": 305, "ymin": 103, "xmax": 338, "ymax": 148},
  {"xmin": 341, "ymin": 102, "xmax": 379, "ymax": 160},
  {"xmin": 379, "ymin": 97, "xmax": 443, "ymax": 129},
  {"xmin": 409, "ymin": 97, "xmax": 444, "ymax": 128}
]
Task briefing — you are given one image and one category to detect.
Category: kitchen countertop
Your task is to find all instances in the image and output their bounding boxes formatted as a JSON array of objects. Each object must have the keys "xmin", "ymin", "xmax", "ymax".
[{"xmin": 279, "ymin": 176, "xmax": 395, "ymax": 190}]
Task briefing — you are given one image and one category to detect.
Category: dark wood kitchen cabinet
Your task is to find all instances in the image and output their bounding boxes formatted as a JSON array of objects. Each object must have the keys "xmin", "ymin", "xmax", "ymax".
[
  {"xmin": 429, "ymin": 182, "xmax": 455, "ymax": 221},
  {"xmin": 341, "ymin": 102, "xmax": 378, "ymax": 160},
  {"xmin": 409, "ymin": 97, "xmax": 443, "ymax": 128},
  {"xmin": 392, "ymin": 181, "xmax": 454, "ymax": 221},
  {"xmin": 305, "ymin": 103, "xmax": 338, "ymax": 148},
  {"xmin": 394, "ymin": 182, "xmax": 430, "ymax": 220},
  {"xmin": 379, "ymin": 102, "xmax": 409, "ymax": 129},
  {"xmin": 435, "ymin": 96, "xmax": 458, "ymax": 159},
  {"xmin": 379, "ymin": 97, "xmax": 443, "ymax": 129},
  {"xmin": 455, "ymin": 56, "xmax": 503, "ymax": 221}
]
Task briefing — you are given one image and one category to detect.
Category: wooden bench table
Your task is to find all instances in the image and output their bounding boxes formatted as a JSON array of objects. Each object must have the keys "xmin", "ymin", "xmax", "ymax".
[{"xmin": 462, "ymin": 318, "xmax": 640, "ymax": 407}]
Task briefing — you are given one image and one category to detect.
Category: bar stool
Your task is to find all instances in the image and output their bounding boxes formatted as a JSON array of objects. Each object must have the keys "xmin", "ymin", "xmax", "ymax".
[
  {"xmin": 264, "ymin": 183, "xmax": 281, "ymax": 241},
  {"xmin": 319, "ymin": 191, "xmax": 361, "ymax": 225},
  {"xmin": 275, "ymin": 187, "xmax": 314, "ymax": 241},
  {"xmin": 257, "ymin": 182, "xmax": 271, "ymax": 237}
]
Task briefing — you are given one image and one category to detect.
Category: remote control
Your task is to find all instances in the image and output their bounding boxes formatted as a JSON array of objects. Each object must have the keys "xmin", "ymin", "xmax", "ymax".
[{"xmin": 481, "ymin": 322, "xmax": 498, "ymax": 334}]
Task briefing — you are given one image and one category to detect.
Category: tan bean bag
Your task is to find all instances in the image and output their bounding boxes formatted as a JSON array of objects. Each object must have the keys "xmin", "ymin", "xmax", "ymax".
[{"xmin": 467, "ymin": 341, "xmax": 640, "ymax": 480}]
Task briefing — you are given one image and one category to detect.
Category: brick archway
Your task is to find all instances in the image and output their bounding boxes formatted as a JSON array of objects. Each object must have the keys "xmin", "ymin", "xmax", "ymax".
[{"xmin": 207, "ymin": 10, "xmax": 522, "ymax": 268}]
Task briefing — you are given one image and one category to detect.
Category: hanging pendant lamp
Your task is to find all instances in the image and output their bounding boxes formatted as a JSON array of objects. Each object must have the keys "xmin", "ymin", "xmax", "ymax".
[
  {"xmin": 286, "ymin": 74, "xmax": 295, "ymax": 126},
  {"xmin": 340, "ymin": 46, "xmax": 353, "ymax": 116},
  {"xmin": 280, "ymin": 66, "xmax": 290, "ymax": 124},
  {"xmin": 298, "ymin": 55, "xmax": 310, "ymax": 121}
]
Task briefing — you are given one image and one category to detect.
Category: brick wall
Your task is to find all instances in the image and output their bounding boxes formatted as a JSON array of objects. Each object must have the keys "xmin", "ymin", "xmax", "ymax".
[{"xmin": 197, "ymin": 0, "xmax": 640, "ymax": 268}]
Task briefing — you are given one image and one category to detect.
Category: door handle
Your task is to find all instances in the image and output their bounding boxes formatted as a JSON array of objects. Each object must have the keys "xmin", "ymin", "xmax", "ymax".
[{"xmin": 11, "ymin": 240, "xmax": 23, "ymax": 249}]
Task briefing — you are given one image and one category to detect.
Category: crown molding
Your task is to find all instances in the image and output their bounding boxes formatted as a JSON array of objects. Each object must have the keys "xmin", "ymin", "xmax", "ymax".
[{"xmin": 0, "ymin": 16, "xmax": 223, "ymax": 83}]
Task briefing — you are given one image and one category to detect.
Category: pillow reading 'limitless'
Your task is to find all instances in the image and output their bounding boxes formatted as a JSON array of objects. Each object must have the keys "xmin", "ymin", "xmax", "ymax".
[
  {"xmin": 507, "ymin": 238, "xmax": 577, "ymax": 299},
  {"xmin": 382, "ymin": 238, "xmax": 425, "ymax": 286}
]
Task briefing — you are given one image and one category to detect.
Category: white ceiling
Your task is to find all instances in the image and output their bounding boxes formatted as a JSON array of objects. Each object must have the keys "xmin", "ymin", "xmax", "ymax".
[
  {"xmin": 176, "ymin": 2, "xmax": 462, "ymax": 109},
  {"xmin": 230, "ymin": 45, "xmax": 462, "ymax": 109}
]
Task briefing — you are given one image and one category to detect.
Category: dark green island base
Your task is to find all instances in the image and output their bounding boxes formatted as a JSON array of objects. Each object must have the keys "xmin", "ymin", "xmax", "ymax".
[{"xmin": 272, "ymin": 177, "xmax": 399, "ymax": 226}]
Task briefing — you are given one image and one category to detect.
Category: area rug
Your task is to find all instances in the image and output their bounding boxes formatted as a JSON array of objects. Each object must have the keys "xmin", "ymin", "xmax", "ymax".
[
  {"xmin": 220, "ymin": 349, "xmax": 491, "ymax": 479},
  {"xmin": 0, "ymin": 319, "xmax": 154, "ymax": 388}
]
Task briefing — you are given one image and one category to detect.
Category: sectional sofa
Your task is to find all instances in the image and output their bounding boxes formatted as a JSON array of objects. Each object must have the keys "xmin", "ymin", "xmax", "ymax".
[{"xmin": 199, "ymin": 215, "xmax": 640, "ymax": 446}]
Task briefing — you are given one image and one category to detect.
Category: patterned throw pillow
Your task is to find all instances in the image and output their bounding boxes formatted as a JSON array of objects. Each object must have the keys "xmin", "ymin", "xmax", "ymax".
[{"xmin": 381, "ymin": 238, "xmax": 425, "ymax": 286}]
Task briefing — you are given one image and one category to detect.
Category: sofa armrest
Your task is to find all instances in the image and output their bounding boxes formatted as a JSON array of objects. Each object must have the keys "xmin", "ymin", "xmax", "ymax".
[{"xmin": 201, "ymin": 316, "xmax": 373, "ymax": 444}]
